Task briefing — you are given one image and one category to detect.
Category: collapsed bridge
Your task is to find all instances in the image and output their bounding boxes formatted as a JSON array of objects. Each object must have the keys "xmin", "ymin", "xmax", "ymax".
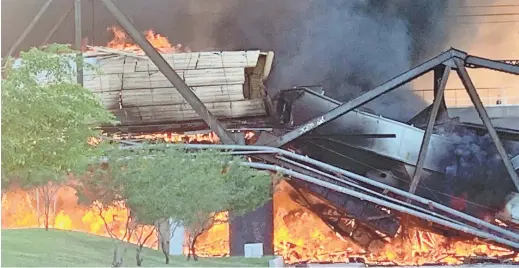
[
  {"xmin": 5, "ymin": 0, "xmax": 519, "ymax": 265},
  {"xmin": 88, "ymin": 29, "xmax": 519, "ymax": 263}
]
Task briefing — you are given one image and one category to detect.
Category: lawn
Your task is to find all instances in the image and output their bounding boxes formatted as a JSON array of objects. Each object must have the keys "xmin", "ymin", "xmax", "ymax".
[{"xmin": 1, "ymin": 229, "xmax": 273, "ymax": 267}]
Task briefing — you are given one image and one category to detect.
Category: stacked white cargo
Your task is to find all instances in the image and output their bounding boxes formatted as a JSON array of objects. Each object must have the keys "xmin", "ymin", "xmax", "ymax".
[{"xmin": 82, "ymin": 48, "xmax": 269, "ymax": 125}]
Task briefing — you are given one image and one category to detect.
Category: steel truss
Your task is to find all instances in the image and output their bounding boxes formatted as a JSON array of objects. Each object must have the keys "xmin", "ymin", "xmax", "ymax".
[
  {"xmin": 257, "ymin": 49, "xmax": 519, "ymax": 193},
  {"xmin": 7, "ymin": 0, "xmax": 519, "ymax": 192},
  {"xmin": 115, "ymin": 142, "xmax": 519, "ymax": 251},
  {"xmin": 7, "ymin": 0, "xmax": 519, "ymax": 253}
]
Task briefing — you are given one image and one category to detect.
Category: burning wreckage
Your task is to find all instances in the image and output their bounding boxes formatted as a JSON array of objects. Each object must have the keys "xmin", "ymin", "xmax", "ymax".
[
  {"xmin": 76, "ymin": 33, "xmax": 519, "ymax": 265},
  {"xmin": 4, "ymin": 29, "xmax": 519, "ymax": 266}
]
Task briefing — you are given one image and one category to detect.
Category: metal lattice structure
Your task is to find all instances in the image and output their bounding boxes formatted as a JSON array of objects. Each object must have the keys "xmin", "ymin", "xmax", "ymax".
[{"xmin": 6, "ymin": 0, "xmax": 519, "ymax": 255}]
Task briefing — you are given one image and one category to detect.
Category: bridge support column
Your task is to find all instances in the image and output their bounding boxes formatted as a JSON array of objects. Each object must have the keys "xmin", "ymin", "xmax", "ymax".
[{"xmin": 229, "ymin": 201, "xmax": 274, "ymax": 256}]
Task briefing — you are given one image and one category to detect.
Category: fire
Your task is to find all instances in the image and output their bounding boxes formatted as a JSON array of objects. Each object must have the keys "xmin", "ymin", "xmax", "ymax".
[
  {"xmin": 106, "ymin": 26, "xmax": 190, "ymax": 54},
  {"xmin": 273, "ymin": 181, "xmax": 519, "ymax": 265},
  {"xmin": 3, "ymin": 177, "xmax": 519, "ymax": 265},
  {"xmin": 4, "ymin": 130, "xmax": 518, "ymax": 264},
  {"xmin": 112, "ymin": 131, "xmax": 221, "ymax": 144},
  {"xmin": 184, "ymin": 212, "xmax": 230, "ymax": 257},
  {"xmin": 171, "ymin": 181, "xmax": 519, "ymax": 265},
  {"xmin": 110, "ymin": 131, "xmax": 255, "ymax": 144},
  {"xmin": 1, "ymin": 186, "xmax": 157, "ymax": 248}
]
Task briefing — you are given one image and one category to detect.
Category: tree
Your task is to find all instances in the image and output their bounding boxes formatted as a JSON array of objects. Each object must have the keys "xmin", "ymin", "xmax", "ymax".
[
  {"xmin": 1, "ymin": 44, "xmax": 116, "ymax": 230},
  {"xmin": 75, "ymin": 164, "xmax": 134, "ymax": 267},
  {"xmin": 87, "ymin": 145, "xmax": 273, "ymax": 264}
]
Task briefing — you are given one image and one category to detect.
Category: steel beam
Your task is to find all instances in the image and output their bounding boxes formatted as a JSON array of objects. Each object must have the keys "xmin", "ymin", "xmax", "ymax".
[
  {"xmin": 408, "ymin": 65, "xmax": 451, "ymax": 195},
  {"xmin": 42, "ymin": 5, "xmax": 74, "ymax": 46},
  {"xmin": 265, "ymin": 50, "xmax": 453, "ymax": 148},
  {"xmin": 117, "ymin": 142, "xmax": 519, "ymax": 242},
  {"xmin": 434, "ymin": 65, "xmax": 449, "ymax": 120},
  {"xmin": 99, "ymin": 0, "xmax": 237, "ymax": 144},
  {"xmin": 75, "ymin": 0, "xmax": 83, "ymax": 86},
  {"xmin": 243, "ymin": 162, "xmax": 519, "ymax": 250},
  {"xmin": 465, "ymin": 55, "xmax": 519, "ymax": 75},
  {"xmin": 454, "ymin": 58, "xmax": 519, "ymax": 191},
  {"xmin": 4, "ymin": 0, "xmax": 53, "ymax": 60}
]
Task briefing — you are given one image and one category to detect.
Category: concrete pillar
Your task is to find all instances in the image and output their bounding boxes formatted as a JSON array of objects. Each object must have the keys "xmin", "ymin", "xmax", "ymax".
[
  {"xmin": 229, "ymin": 200, "xmax": 274, "ymax": 256},
  {"xmin": 229, "ymin": 131, "xmax": 274, "ymax": 256}
]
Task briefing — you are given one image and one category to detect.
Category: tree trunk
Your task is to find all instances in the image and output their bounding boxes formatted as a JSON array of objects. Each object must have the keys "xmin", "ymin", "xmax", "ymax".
[
  {"xmin": 136, "ymin": 245, "xmax": 144, "ymax": 266},
  {"xmin": 160, "ymin": 240, "xmax": 170, "ymax": 264},
  {"xmin": 156, "ymin": 219, "xmax": 171, "ymax": 264},
  {"xmin": 187, "ymin": 233, "xmax": 200, "ymax": 261},
  {"xmin": 163, "ymin": 251, "xmax": 169, "ymax": 264},
  {"xmin": 44, "ymin": 198, "xmax": 50, "ymax": 231}
]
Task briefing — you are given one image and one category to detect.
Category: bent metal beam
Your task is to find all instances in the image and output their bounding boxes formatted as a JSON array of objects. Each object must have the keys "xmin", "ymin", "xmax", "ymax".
[
  {"xmin": 243, "ymin": 161, "xmax": 519, "ymax": 250},
  {"xmin": 99, "ymin": 0, "xmax": 237, "ymax": 145},
  {"xmin": 264, "ymin": 50, "xmax": 454, "ymax": 148},
  {"xmin": 121, "ymin": 142, "xmax": 519, "ymax": 243}
]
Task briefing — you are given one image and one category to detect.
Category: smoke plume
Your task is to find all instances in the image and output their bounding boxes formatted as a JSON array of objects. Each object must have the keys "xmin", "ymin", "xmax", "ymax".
[
  {"xmin": 435, "ymin": 124, "xmax": 518, "ymax": 216},
  {"xmin": 2, "ymin": 0, "xmax": 468, "ymax": 122},
  {"xmin": 199, "ymin": 0, "xmax": 464, "ymax": 121}
]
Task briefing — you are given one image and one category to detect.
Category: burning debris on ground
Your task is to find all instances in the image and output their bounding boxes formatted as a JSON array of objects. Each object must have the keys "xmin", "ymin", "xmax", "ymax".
[{"xmin": 3, "ymin": 3, "xmax": 519, "ymax": 266}]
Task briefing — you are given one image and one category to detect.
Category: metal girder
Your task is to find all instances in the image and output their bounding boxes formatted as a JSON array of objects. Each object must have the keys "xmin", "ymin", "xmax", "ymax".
[
  {"xmin": 433, "ymin": 65, "xmax": 449, "ymax": 120},
  {"xmin": 264, "ymin": 50, "xmax": 454, "ymax": 148},
  {"xmin": 245, "ymin": 161, "xmax": 519, "ymax": 250},
  {"xmin": 99, "ymin": 0, "xmax": 237, "ymax": 144},
  {"xmin": 465, "ymin": 56, "xmax": 519, "ymax": 75},
  {"xmin": 454, "ymin": 58, "xmax": 519, "ymax": 191},
  {"xmin": 4, "ymin": 0, "xmax": 54, "ymax": 60},
  {"xmin": 254, "ymin": 154, "xmax": 401, "ymax": 236},
  {"xmin": 42, "ymin": 5, "xmax": 74, "ymax": 46},
  {"xmin": 408, "ymin": 65, "xmax": 451, "ymax": 195},
  {"xmin": 75, "ymin": 0, "xmax": 83, "ymax": 86}
]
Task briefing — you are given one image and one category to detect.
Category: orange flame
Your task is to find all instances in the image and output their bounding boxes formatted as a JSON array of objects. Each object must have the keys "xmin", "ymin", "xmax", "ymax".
[
  {"xmin": 169, "ymin": 181, "xmax": 519, "ymax": 265},
  {"xmin": 1, "ymin": 186, "xmax": 156, "ymax": 248},
  {"xmin": 109, "ymin": 131, "xmax": 255, "ymax": 144},
  {"xmin": 4, "ymin": 130, "xmax": 517, "ymax": 264},
  {"xmin": 106, "ymin": 26, "xmax": 190, "ymax": 54}
]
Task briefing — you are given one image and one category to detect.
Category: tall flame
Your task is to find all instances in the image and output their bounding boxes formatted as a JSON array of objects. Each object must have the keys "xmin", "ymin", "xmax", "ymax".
[{"xmin": 106, "ymin": 26, "xmax": 190, "ymax": 54}]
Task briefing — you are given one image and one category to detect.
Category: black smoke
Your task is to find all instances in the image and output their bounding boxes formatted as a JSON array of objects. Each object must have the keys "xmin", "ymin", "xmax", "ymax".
[
  {"xmin": 3, "ymin": 0, "xmax": 466, "ymax": 121},
  {"xmin": 206, "ymin": 0, "xmax": 462, "ymax": 121},
  {"xmin": 435, "ymin": 123, "xmax": 519, "ymax": 216}
]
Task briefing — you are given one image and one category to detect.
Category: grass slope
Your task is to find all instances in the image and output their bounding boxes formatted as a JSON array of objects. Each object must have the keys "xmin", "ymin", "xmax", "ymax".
[{"xmin": 1, "ymin": 229, "xmax": 271, "ymax": 267}]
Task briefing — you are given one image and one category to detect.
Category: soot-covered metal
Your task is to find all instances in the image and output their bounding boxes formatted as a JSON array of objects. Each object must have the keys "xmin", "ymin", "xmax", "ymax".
[{"xmin": 275, "ymin": 85, "xmax": 519, "ymax": 221}]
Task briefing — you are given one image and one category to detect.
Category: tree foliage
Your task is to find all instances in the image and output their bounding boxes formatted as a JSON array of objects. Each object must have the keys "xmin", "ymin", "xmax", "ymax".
[
  {"xmin": 78, "ymin": 145, "xmax": 273, "ymax": 263},
  {"xmin": 1, "ymin": 44, "xmax": 116, "ymax": 188}
]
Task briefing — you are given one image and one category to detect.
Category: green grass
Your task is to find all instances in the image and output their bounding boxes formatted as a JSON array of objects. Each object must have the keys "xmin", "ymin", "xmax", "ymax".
[{"xmin": 1, "ymin": 229, "xmax": 272, "ymax": 267}]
